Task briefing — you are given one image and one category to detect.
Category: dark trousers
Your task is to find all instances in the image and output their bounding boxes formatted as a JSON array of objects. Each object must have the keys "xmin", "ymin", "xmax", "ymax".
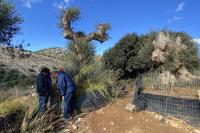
[
  {"xmin": 63, "ymin": 92, "xmax": 75, "ymax": 119},
  {"xmin": 39, "ymin": 95, "xmax": 49, "ymax": 113}
]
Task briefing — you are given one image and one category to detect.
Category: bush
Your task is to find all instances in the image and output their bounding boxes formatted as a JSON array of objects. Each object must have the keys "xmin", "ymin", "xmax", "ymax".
[
  {"xmin": 0, "ymin": 0, "xmax": 23, "ymax": 45},
  {"xmin": 0, "ymin": 99, "xmax": 25, "ymax": 116},
  {"xmin": 0, "ymin": 69, "xmax": 35, "ymax": 90},
  {"xmin": 103, "ymin": 33, "xmax": 156, "ymax": 79},
  {"xmin": 103, "ymin": 30, "xmax": 200, "ymax": 79}
]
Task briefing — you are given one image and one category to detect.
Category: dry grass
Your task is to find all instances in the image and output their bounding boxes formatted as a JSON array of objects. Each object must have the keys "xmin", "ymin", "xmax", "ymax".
[{"xmin": 0, "ymin": 99, "xmax": 25, "ymax": 116}]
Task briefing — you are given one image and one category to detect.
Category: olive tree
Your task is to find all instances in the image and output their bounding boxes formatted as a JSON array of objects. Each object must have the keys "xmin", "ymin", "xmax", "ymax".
[
  {"xmin": 0, "ymin": 0, "xmax": 23, "ymax": 45},
  {"xmin": 60, "ymin": 7, "xmax": 110, "ymax": 64}
]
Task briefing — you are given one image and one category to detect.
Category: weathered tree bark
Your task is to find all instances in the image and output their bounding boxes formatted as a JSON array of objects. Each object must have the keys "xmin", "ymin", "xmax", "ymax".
[
  {"xmin": 152, "ymin": 32, "xmax": 200, "ymax": 84},
  {"xmin": 60, "ymin": 8, "xmax": 110, "ymax": 64}
]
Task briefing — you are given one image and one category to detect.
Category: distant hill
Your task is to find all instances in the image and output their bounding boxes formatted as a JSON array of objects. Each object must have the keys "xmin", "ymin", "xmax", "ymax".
[
  {"xmin": 35, "ymin": 47, "xmax": 67, "ymax": 61},
  {"xmin": 0, "ymin": 46, "xmax": 67, "ymax": 75}
]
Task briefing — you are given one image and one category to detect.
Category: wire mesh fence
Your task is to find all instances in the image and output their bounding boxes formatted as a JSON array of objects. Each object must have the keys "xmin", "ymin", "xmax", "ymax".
[
  {"xmin": 142, "ymin": 71, "xmax": 200, "ymax": 127},
  {"xmin": 74, "ymin": 90, "xmax": 109, "ymax": 113}
]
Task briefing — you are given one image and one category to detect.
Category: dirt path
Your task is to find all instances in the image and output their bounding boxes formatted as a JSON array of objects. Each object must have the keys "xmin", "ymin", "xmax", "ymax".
[{"xmin": 65, "ymin": 97, "xmax": 191, "ymax": 133}]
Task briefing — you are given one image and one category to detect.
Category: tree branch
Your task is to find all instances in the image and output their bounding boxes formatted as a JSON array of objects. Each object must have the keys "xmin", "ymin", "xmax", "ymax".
[
  {"xmin": 61, "ymin": 8, "xmax": 110, "ymax": 43},
  {"xmin": 85, "ymin": 23, "xmax": 111, "ymax": 43}
]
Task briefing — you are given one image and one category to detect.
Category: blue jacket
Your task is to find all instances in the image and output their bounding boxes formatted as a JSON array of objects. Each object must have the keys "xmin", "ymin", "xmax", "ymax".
[
  {"xmin": 36, "ymin": 73, "xmax": 52, "ymax": 96},
  {"xmin": 57, "ymin": 72, "xmax": 76, "ymax": 96}
]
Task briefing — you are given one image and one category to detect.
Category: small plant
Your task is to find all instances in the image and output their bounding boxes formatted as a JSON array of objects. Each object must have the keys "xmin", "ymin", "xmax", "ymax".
[{"xmin": 0, "ymin": 99, "xmax": 25, "ymax": 116}]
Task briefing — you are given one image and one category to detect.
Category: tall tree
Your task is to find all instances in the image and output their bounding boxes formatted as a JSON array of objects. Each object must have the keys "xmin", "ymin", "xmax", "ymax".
[
  {"xmin": 0, "ymin": 0, "xmax": 23, "ymax": 46},
  {"xmin": 60, "ymin": 7, "xmax": 110, "ymax": 64}
]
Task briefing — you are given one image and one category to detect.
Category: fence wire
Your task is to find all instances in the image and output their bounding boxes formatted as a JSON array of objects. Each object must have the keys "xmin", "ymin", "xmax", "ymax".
[{"xmin": 142, "ymin": 71, "xmax": 200, "ymax": 127}]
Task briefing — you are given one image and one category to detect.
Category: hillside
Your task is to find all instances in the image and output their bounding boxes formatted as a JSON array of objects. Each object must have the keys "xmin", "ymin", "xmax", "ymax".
[
  {"xmin": 0, "ymin": 46, "xmax": 67, "ymax": 75},
  {"xmin": 35, "ymin": 47, "xmax": 67, "ymax": 61}
]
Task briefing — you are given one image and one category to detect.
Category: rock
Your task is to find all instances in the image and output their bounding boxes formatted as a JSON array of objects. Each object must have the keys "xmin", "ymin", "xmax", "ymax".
[
  {"xmin": 154, "ymin": 114, "xmax": 164, "ymax": 121},
  {"xmin": 77, "ymin": 118, "xmax": 83, "ymax": 122},
  {"xmin": 109, "ymin": 121, "xmax": 114, "ymax": 125},
  {"xmin": 65, "ymin": 129, "xmax": 70, "ymax": 132},
  {"xmin": 165, "ymin": 119, "xmax": 179, "ymax": 128},
  {"xmin": 31, "ymin": 93, "xmax": 36, "ymax": 97},
  {"xmin": 194, "ymin": 129, "xmax": 200, "ymax": 133},
  {"xmin": 72, "ymin": 124, "xmax": 78, "ymax": 130},
  {"xmin": 129, "ymin": 116, "xmax": 133, "ymax": 120},
  {"xmin": 103, "ymin": 128, "xmax": 106, "ymax": 131},
  {"xmin": 124, "ymin": 103, "xmax": 136, "ymax": 112},
  {"xmin": 197, "ymin": 90, "xmax": 200, "ymax": 99}
]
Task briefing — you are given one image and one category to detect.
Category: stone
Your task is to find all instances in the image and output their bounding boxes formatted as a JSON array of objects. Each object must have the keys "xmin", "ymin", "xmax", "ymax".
[
  {"xmin": 165, "ymin": 119, "xmax": 179, "ymax": 128},
  {"xmin": 109, "ymin": 121, "xmax": 114, "ymax": 125},
  {"xmin": 197, "ymin": 90, "xmax": 200, "ymax": 99},
  {"xmin": 124, "ymin": 103, "xmax": 136, "ymax": 112},
  {"xmin": 31, "ymin": 93, "xmax": 36, "ymax": 97},
  {"xmin": 194, "ymin": 129, "xmax": 200, "ymax": 133},
  {"xmin": 77, "ymin": 118, "xmax": 84, "ymax": 122},
  {"xmin": 72, "ymin": 124, "xmax": 78, "ymax": 130},
  {"xmin": 129, "ymin": 116, "xmax": 133, "ymax": 120},
  {"xmin": 154, "ymin": 114, "xmax": 164, "ymax": 121},
  {"xmin": 65, "ymin": 129, "xmax": 70, "ymax": 132}
]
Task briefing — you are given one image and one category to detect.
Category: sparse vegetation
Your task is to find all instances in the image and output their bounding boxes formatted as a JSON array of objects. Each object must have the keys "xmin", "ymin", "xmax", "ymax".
[
  {"xmin": 0, "ymin": 99, "xmax": 25, "ymax": 116},
  {"xmin": 0, "ymin": 69, "xmax": 35, "ymax": 90}
]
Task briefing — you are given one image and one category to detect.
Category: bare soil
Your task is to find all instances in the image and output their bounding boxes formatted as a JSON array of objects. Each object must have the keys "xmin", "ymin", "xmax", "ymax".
[
  {"xmin": 144, "ymin": 87, "xmax": 199, "ymax": 99},
  {"xmin": 65, "ymin": 96, "xmax": 194, "ymax": 133}
]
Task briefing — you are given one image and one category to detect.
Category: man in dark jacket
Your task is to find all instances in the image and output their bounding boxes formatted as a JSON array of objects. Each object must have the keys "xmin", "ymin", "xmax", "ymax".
[
  {"xmin": 57, "ymin": 67, "xmax": 76, "ymax": 120},
  {"xmin": 36, "ymin": 67, "xmax": 52, "ymax": 113},
  {"xmin": 132, "ymin": 75, "xmax": 147, "ymax": 111}
]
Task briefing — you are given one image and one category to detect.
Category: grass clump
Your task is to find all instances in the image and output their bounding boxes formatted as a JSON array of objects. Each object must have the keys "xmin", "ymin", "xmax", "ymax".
[
  {"xmin": 0, "ymin": 99, "xmax": 25, "ymax": 116},
  {"xmin": 0, "ymin": 69, "xmax": 35, "ymax": 90}
]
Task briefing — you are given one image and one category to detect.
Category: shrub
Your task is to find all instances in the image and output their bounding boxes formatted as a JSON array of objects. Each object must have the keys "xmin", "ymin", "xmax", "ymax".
[
  {"xmin": 103, "ymin": 30, "xmax": 200, "ymax": 79},
  {"xmin": 103, "ymin": 33, "xmax": 156, "ymax": 79},
  {"xmin": 0, "ymin": 0, "xmax": 23, "ymax": 45},
  {"xmin": 0, "ymin": 99, "xmax": 25, "ymax": 116},
  {"xmin": 0, "ymin": 69, "xmax": 35, "ymax": 90}
]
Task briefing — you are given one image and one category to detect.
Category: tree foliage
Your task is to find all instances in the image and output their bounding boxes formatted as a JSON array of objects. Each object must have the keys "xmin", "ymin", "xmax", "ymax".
[
  {"xmin": 0, "ymin": 0, "xmax": 23, "ymax": 45},
  {"xmin": 103, "ymin": 33, "xmax": 156, "ymax": 79},
  {"xmin": 103, "ymin": 30, "xmax": 200, "ymax": 79}
]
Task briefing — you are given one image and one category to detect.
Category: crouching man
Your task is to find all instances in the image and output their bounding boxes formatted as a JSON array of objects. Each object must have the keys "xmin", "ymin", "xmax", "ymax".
[
  {"xmin": 36, "ymin": 67, "xmax": 52, "ymax": 113},
  {"xmin": 57, "ymin": 67, "xmax": 76, "ymax": 120},
  {"xmin": 132, "ymin": 75, "xmax": 147, "ymax": 111},
  {"xmin": 125, "ymin": 75, "xmax": 147, "ymax": 112}
]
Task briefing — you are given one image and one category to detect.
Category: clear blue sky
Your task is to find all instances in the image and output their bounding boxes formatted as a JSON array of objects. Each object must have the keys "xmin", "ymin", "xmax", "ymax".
[{"xmin": 14, "ymin": 0, "xmax": 200, "ymax": 55}]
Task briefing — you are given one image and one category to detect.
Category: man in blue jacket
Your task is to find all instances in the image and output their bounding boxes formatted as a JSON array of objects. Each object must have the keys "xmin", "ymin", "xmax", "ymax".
[
  {"xmin": 57, "ymin": 67, "xmax": 76, "ymax": 120},
  {"xmin": 36, "ymin": 67, "xmax": 52, "ymax": 113}
]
